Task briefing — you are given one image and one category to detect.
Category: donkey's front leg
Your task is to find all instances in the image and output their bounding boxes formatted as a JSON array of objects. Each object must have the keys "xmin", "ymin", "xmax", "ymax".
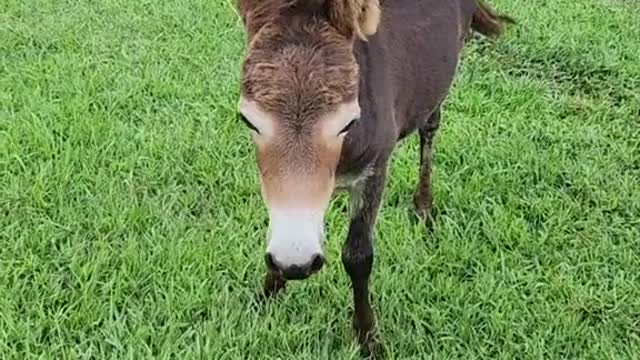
[{"xmin": 343, "ymin": 170, "xmax": 386, "ymax": 357}]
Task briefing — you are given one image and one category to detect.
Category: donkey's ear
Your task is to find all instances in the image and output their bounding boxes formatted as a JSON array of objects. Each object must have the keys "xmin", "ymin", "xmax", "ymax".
[
  {"xmin": 236, "ymin": 0, "xmax": 269, "ymax": 39},
  {"xmin": 236, "ymin": 0, "xmax": 249, "ymax": 24},
  {"xmin": 357, "ymin": 0, "xmax": 381, "ymax": 37},
  {"xmin": 326, "ymin": 0, "xmax": 381, "ymax": 40}
]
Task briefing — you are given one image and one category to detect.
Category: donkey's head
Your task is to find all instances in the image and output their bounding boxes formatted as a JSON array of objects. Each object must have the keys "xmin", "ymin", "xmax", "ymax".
[{"xmin": 237, "ymin": 0, "xmax": 381, "ymax": 280}]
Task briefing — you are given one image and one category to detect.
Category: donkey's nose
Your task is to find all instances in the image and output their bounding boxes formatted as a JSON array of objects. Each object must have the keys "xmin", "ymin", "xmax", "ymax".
[{"xmin": 265, "ymin": 253, "xmax": 325, "ymax": 280}]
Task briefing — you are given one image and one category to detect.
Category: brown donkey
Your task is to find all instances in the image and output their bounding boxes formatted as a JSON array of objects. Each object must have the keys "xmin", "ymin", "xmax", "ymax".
[{"xmin": 235, "ymin": 0, "xmax": 512, "ymax": 356}]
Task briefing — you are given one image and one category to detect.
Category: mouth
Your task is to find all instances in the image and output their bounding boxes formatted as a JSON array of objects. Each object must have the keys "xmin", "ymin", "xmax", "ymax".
[
  {"xmin": 281, "ymin": 269, "xmax": 313, "ymax": 281},
  {"xmin": 266, "ymin": 253, "xmax": 326, "ymax": 281},
  {"xmin": 280, "ymin": 261, "xmax": 325, "ymax": 281},
  {"xmin": 269, "ymin": 268, "xmax": 316, "ymax": 281}
]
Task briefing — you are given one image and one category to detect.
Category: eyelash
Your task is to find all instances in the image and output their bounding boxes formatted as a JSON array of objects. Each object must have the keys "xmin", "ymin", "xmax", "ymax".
[
  {"xmin": 340, "ymin": 118, "xmax": 358, "ymax": 135},
  {"xmin": 238, "ymin": 114, "xmax": 357, "ymax": 136},
  {"xmin": 238, "ymin": 113, "xmax": 260, "ymax": 134}
]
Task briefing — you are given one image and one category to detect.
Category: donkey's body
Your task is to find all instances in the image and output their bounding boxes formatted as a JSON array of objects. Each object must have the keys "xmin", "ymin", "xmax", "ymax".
[
  {"xmin": 338, "ymin": 0, "xmax": 468, "ymax": 180},
  {"xmin": 338, "ymin": 0, "xmax": 512, "ymax": 180},
  {"xmin": 236, "ymin": 0, "xmax": 512, "ymax": 356}
]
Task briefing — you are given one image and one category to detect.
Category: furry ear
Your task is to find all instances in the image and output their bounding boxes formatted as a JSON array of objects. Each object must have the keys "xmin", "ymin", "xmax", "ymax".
[
  {"xmin": 236, "ymin": 0, "xmax": 250, "ymax": 25},
  {"xmin": 236, "ymin": 0, "xmax": 275, "ymax": 39},
  {"xmin": 237, "ymin": 0, "xmax": 381, "ymax": 41},
  {"xmin": 326, "ymin": 0, "xmax": 381, "ymax": 40},
  {"xmin": 357, "ymin": 0, "xmax": 381, "ymax": 38}
]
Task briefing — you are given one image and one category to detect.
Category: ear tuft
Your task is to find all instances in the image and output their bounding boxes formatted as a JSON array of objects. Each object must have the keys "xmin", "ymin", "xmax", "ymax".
[
  {"xmin": 357, "ymin": 0, "xmax": 381, "ymax": 38},
  {"xmin": 327, "ymin": 0, "xmax": 381, "ymax": 40}
]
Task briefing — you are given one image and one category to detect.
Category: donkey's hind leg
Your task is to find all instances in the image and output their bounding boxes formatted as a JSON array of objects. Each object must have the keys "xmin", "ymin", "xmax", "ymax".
[{"xmin": 413, "ymin": 107, "xmax": 441, "ymax": 228}]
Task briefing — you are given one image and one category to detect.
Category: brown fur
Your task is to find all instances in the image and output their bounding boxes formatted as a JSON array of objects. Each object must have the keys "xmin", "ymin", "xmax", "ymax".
[
  {"xmin": 256, "ymin": 133, "xmax": 341, "ymax": 208},
  {"xmin": 241, "ymin": 22, "xmax": 358, "ymax": 123},
  {"xmin": 239, "ymin": 1, "xmax": 375, "ymax": 208}
]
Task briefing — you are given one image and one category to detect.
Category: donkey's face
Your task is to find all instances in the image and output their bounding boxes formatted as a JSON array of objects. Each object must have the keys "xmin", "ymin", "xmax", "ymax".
[{"xmin": 237, "ymin": 0, "xmax": 380, "ymax": 280}]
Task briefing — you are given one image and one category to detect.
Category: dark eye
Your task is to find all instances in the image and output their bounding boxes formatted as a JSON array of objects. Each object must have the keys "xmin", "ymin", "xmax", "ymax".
[
  {"xmin": 340, "ymin": 118, "xmax": 358, "ymax": 135},
  {"xmin": 238, "ymin": 113, "xmax": 260, "ymax": 134}
]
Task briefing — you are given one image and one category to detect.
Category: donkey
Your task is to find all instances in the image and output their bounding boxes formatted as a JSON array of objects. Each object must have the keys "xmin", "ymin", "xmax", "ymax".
[{"xmin": 235, "ymin": 0, "xmax": 512, "ymax": 355}]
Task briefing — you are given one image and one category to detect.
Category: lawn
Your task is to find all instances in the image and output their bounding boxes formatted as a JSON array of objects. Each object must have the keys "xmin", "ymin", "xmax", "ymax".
[{"xmin": 1, "ymin": 0, "xmax": 639, "ymax": 358}]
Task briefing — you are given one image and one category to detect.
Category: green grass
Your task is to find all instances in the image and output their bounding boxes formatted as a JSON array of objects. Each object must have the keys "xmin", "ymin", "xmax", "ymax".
[{"xmin": 1, "ymin": 0, "xmax": 639, "ymax": 358}]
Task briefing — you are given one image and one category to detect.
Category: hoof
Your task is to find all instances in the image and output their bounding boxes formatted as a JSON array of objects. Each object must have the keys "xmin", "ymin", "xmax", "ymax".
[
  {"xmin": 353, "ymin": 313, "xmax": 383, "ymax": 359},
  {"xmin": 412, "ymin": 197, "xmax": 436, "ymax": 230},
  {"xmin": 411, "ymin": 206, "xmax": 436, "ymax": 229},
  {"xmin": 263, "ymin": 271, "xmax": 287, "ymax": 298},
  {"xmin": 358, "ymin": 331, "xmax": 384, "ymax": 359}
]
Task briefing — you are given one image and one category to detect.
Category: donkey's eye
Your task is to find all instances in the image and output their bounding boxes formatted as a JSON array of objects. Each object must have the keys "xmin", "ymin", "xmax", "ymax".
[
  {"xmin": 339, "ymin": 118, "xmax": 358, "ymax": 135},
  {"xmin": 238, "ymin": 113, "xmax": 260, "ymax": 134}
]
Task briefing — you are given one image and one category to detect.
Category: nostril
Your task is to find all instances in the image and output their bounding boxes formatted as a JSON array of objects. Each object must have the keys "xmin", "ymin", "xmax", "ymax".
[
  {"xmin": 310, "ymin": 254, "xmax": 325, "ymax": 272},
  {"xmin": 265, "ymin": 253, "xmax": 278, "ymax": 272}
]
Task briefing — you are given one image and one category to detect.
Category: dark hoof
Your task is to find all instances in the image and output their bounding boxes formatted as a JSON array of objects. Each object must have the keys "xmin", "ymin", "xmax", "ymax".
[
  {"xmin": 358, "ymin": 331, "xmax": 384, "ymax": 359},
  {"xmin": 263, "ymin": 271, "xmax": 287, "ymax": 298},
  {"xmin": 412, "ymin": 197, "xmax": 437, "ymax": 230},
  {"xmin": 422, "ymin": 210, "xmax": 435, "ymax": 230},
  {"xmin": 353, "ymin": 313, "xmax": 383, "ymax": 358},
  {"xmin": 410, "ymin": 206, "xmax": 435, "ymax": 230}
]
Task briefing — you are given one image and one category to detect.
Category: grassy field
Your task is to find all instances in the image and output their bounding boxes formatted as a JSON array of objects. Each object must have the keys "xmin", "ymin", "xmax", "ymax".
[{"xmin": 1, "ymin": 0, "xmax": 639, "ymax": 358}]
